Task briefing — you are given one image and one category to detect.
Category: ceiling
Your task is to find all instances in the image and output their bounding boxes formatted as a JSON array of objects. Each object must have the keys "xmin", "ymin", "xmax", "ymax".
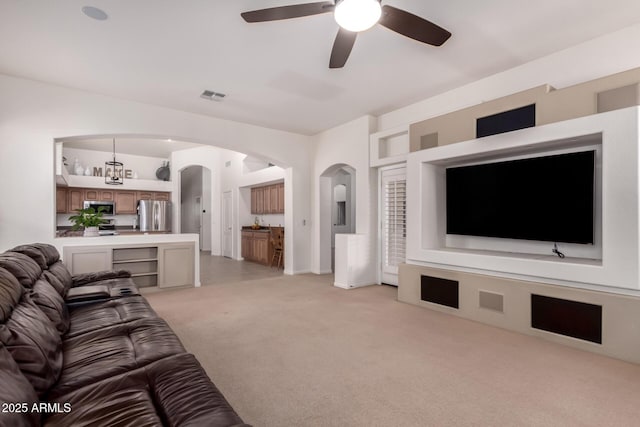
[{"xmin": 1, "ymin": 1, "xmax": 640, "ymax": 135}]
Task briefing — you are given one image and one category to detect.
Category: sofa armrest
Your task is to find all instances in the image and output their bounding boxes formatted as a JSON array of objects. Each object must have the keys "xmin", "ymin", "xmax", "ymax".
[{"xmin": 71, "ymin": 270, "xmax": 131, "ymax": 288}]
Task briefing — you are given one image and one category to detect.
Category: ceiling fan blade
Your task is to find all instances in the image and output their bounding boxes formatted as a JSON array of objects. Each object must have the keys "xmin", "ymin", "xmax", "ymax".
[
  {"xmin": 379, "ymin": 5, "xmax": 451, "ymax": 46},
  {"xmin": 241, "ymin": 2, "xmax": 334, "ymax": 23},
  {"xmin": 329, "ymin": 28, "xmax": 357, "ymax": 69}
]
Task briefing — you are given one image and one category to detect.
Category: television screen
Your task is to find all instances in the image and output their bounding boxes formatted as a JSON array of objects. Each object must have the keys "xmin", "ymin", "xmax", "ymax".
[{"xmin": 446, "ymin": 150, "xmax": 595, "ymax": 244}]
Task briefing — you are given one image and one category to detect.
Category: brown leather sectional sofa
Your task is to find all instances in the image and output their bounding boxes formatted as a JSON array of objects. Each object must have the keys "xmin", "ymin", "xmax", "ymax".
[{"xmin": 0, "ymin": 243, "xmax": 249, "ymax": 427}]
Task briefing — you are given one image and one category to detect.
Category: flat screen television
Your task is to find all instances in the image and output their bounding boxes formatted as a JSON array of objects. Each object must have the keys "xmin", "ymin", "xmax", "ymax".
[{"xmin": 446, "ymin": 150, "xmax": 595, "ymax": 244}]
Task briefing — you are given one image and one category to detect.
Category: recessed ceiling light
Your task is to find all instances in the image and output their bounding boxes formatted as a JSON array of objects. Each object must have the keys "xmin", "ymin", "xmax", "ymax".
[{"xmin": 82, "ymin": 6, "xmax": 108, "ymax": 21}]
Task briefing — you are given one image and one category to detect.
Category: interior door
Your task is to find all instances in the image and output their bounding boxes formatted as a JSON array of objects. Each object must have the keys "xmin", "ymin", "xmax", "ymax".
[
  {"xmin": 194, "ymin": 196, "xmax": 202, "ymax": 250},
  {"xmin": 222, "ymin": 191, "xmax": 233, "ymax": 258},
  {"xmin": 380, "ymin": 166, "xmax": 407, "ymax": 286}
]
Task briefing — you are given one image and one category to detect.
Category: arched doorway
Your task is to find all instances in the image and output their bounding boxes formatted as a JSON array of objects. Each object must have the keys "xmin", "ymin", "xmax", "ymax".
[
  {"xmin": 179, "ymin": 165, "xmax": 212, "ymax": 251},
  {"xmin": 319, "ymin": 164, "xmax": 356, "ymax": 273}
]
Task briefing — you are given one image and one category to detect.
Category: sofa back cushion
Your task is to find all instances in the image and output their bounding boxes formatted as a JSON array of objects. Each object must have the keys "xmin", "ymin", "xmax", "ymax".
[
  {"xmin": 0, "ymin": 253, "xmax": 41, "ymax": 288},
  {"xmin": 46, "ymin": 261, "xmax": 73, "ymax": 297},
  {"xmin": 0, "ymin": 294, "xmax": 63, "ymax": 396},
  {"xmin": 31, "ymin": 278, "xmax": 69, "ymax": 335},
  {"xmin": 9, "ymin": 244, "xmax": 48, "ymax": 270},
  {"xmin": 0, "ymin": 344, "xmax": 39, "ymax": 427},
  {"xmin": 0, "ymin": 267, "xmax": 22, "ymax": 323}
]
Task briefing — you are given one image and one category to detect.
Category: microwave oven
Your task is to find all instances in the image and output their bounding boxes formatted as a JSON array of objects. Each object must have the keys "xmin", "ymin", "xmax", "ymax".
[{"xmin": 83, "ymin": 200, "xmax": 115, "ymax": 216}]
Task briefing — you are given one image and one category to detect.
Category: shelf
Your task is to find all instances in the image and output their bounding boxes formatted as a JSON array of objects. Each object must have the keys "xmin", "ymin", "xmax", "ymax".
[
  {"xmin": 131, "ymin": 272, "xmax": 158, "ymax": 277},
  {"xmin": 113, "ymin": 258, "xmax": 158, "ymax": 264}
]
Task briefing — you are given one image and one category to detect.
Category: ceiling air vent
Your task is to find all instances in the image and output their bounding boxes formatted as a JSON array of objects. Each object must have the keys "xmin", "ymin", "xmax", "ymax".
[{"xmin": 200, "ymin": 90, "xmax": 226, "ymax": 102}]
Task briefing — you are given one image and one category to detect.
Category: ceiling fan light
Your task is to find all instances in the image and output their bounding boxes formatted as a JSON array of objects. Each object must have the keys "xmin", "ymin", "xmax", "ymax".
[{"xmin": 334, "ymin": 0, "xmax": 381, "ymax": 32}]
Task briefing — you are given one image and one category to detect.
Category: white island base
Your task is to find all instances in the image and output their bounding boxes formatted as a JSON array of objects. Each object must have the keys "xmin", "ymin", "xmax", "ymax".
[{"xmin": 57, "ymin": 233, "xmax": 200, "ymax": 288}]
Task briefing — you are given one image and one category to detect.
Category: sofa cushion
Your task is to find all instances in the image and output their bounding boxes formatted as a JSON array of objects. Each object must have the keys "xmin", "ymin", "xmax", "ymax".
[
  {"xmin": 0, "ymin": 344, "xmax": 40, "ymax": 427},
  {"xmin": 11, "ymin": 243, "xmax": 60, "ymax": 267},
  {"xmin": 44, "ymin": 354, "xmax": 248, "ymax": 427},
  {"xmin": 66, "ymin": 295, "xmax": 157, "ymax": 338},
  {"xmin": 0, "ymin": 294, "xmax": 63, "ymax": 396},
  {"xmin": 31, "ymin": 278, "xmax": 69, "ymax": 335},
  {"xmin": 46, "ymin": 262, "xmax": 73, "ymax": 296},
  {"xmin": 0, "ymin": 252, "xmax": 42, "ymax": 288},
  {"xmin": 50, "ymin": 318, "xmax": 185, "ymax": 398},
  {"xmin": 10, "ymin": 244, "xmax": 48, "ymax": 270},
  {"xmin": 41, "ymin": 270, "xmax": 66, "ymax": 296},
  {"xmin": 0, "ymin": 267, "xmax": 22, "ymax": 322}
]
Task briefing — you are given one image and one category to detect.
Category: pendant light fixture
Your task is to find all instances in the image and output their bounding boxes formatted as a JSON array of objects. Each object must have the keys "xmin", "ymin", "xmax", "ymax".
[{"xmin": 105, "ymin": 138, "xmax": 124, "ymax": 185}]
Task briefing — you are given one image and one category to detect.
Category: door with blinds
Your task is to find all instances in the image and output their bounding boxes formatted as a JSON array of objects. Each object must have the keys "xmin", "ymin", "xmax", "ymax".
[{"xmin": 380, "ymin": 166, "xmax": 406, "ymax": 286}]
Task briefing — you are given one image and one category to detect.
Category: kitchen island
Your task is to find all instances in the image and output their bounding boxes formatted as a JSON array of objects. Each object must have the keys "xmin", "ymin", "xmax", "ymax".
[{"xmin": 56, "ymin": 233, "xmax": 200, "ymax": 288}]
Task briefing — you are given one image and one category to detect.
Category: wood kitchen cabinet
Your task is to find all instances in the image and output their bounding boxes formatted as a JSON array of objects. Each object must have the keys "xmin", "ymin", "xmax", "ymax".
[
  {"xmin": 115, "ymin": 191, "xmax": 137, "ymax": 214},
  {"xmin": 84, "ymin": 189, "xmax": 114, "ymax": 201},
  {"xmin": 67, "ymin": 188, "xmax": 84, "ymax": 212},
  {"xmin": 136, "ymin": 191, "xmax": 170, "ymax": 201},
  {"xmin": 56, "ymin": 187, "xmax": 170, "ymax": 214},
  {"xmin": 56, "ymin": 187, "xmax": 68, "ymax": 213},
  {"xmin": 241, "ymin": 230, "xmax": 272, "ymax": 265},
  {"xmin": 251, "ymin": 183, "xmax": 284, "ymax": 214},
  {"xmin": 241, "ymin": 228, "xmax": 283, "ymax": 266}
]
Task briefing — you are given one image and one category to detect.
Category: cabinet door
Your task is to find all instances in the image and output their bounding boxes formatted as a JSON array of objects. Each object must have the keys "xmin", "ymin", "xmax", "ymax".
[
  {"xmin": 115, "ymin": 191, "xmax": 137, "ymax": 214},
  {"xmin": 100, "ymin": 190, "xmax": 115, "ymax": 201},
  {"xmin": 153, "ymin": 192, "xmax": 170, "ymax": 201},
  {"xmin": 158, "ymin": 244, "xmax": 194, "ymax": 288},
  {"xmin": 241, "ymin": 232, "xmax": 253, "ymax": 260},
  {"xmin": 137, "ymin": 191, "xmax": 154, "ymax": 200},
  {"xmin": 251, "ymin": 188, "xmax": 257, "ymax": 215},
  {"xmin": 62, "ymin": 246, "xmax": 112, "ymax": 275},
  {"xmin": 263, "ymin": 186, "xmax": 273, "ymax": 214},
  {"xmin": 84, "ymin": 188, "xmax": 100, "ymax": 201},
  {"xmin": 253, "ymin": 233, "xmax": 270, "ymax": 265},
  {"xmin": 277, "ymin": 183, "xmax": 285, "ymax": 213},
  {"xmin": 68, "ymin": 188, "xmax": 84, "ymax": 212},
  {"xmin": 269, "ymin": 185, "xmax": 279, "ymax": 214},
  {"xmin": 257, "ymin": 187, "xmax": 266, "ymax": 214},
  {"xmin": 56, "ymin": 187, "xmax": 68, "ymax": 213}
]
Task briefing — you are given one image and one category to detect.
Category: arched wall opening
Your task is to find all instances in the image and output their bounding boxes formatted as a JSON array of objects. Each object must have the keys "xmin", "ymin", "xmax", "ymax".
[{"xmin": 319, "ymin": 163, "xmax": 356, "ymax": 273}]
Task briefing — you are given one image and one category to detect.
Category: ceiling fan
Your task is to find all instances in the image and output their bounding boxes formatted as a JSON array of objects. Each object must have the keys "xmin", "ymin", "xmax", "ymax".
[{"xmin": 241, "ymin": 0, "xmax": 451, "ymax": 69}]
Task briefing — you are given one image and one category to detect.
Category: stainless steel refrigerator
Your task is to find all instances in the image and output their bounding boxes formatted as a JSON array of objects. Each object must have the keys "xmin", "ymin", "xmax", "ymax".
[{"xmin": 138, "ymin": 200, "xmax": 172, "ymax": 232}]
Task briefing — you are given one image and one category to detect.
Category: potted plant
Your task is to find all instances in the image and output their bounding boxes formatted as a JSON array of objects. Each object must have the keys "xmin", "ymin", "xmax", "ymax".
[{"xmin": 68, "ymin": 206, "xmax": 107, "ymax": 237}]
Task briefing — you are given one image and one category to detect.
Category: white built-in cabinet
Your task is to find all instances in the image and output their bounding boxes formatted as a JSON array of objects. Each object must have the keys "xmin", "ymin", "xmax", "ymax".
[{"xmin": 63, "ymin": 242, "xmax": 194, "ymax": 288}]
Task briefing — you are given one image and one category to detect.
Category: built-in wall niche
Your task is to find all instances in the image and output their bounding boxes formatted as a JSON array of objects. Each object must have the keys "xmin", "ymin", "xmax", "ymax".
[
  {"xmin": 369, "ymin": 126, "xmax": 410, "ymax": 167},
  {"xmin": 406, "ymin": 107, "xmax": 640, "ymax": 292},
  {"xmin": 443, "ymin": 141, "xmax": 603, "ymax": 261}
]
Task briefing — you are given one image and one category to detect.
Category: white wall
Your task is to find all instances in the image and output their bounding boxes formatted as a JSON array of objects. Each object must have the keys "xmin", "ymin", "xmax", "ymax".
[
  {"xmin": 0, "ymin": 74, "xmax": 312, "ymax": 272},
  {"xmin": 377, "ymin": 23, "xmax": 640, "ymax": 132},
  {"xmin": 311, "ymin": 115, "xmax": 378, "ymax": 282}
]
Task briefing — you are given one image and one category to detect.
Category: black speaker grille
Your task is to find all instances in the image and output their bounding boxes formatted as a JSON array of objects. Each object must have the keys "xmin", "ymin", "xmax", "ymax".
[{"xmin": 531, "ymin": 294, "xmax": 602, "ymax": 344}]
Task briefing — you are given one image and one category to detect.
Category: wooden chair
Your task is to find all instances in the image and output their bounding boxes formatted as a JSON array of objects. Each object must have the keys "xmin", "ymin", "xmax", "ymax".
[{"xmin": 269, "ymin": 227, "xmax": 284, "ymax": 269}]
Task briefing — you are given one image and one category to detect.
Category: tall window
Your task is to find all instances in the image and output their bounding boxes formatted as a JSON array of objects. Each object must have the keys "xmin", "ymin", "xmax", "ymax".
[{"xmin": 381, "ymin": 167, "xmax": 406, "ymax": 285}]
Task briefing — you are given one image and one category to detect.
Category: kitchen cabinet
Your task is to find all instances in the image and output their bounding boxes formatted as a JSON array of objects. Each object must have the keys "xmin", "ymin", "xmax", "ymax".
[
  {"xmin": 241, "ymin": 227, "xmax": 283, "ymax": 266},
  {"xmin": 242, "ymin": 230, "xmax": 271, "ymax": 265},
  {"xmin": 55, "ymin": 187, "xmax": 171, "ymax": 214},
  {"xmin": 251, "ymin": 183, "xmax": 284, "ymax": 214},
  {"xmin": 115, "ymin": 191, "xmax": 137, "ymax": 214},
  {"xmin": 67, "ymin": 188, "xmax": 84, "ymax": 213},
  {"xmin": 84, "ymin": 189, "xmax": 114, "ymax": 201},
  {"xmin": 56, "ymin": 187, "xmax": 68, "ymax": 213},
  {"xmin": 137, "ymin": 191, "xmax": 170, "ymax": 201},
  {"xmin": 158, "ymin": 243, "xmax": 194, "ymax": 288}
]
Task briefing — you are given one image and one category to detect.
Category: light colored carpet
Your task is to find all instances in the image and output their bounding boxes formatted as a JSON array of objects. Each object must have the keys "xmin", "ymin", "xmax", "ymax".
[{"xmin": 143, "ymin": 274, "xmax": 640, "ymax": 427}]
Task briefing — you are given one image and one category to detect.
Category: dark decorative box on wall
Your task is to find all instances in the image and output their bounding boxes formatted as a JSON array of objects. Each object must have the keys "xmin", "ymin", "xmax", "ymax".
[{"xmin": 476, "ymin": 104, "xmax": 536, "ymax": 138}]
